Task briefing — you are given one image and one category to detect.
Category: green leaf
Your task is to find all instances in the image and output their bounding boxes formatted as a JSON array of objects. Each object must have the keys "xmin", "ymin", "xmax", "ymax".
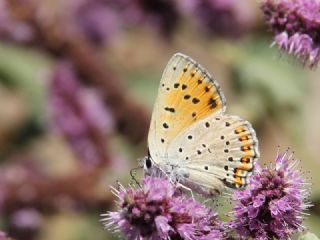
[{"xmin": 0, "ymin": 42, "xmax": 52, "ymax": 124}]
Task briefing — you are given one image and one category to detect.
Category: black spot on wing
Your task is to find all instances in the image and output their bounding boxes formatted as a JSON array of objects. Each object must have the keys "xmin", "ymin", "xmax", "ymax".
[
  {"xmin": 184, "ymin": 95, "xmax": 191, "ymax": 100},
  {"xmin": 164, "ymin": 107, "xmax": 175, "ymax": 113},
  {"xmin": 208, "ymin": 98, "xmax": 217, "ymax": 109},
  {"xmin": 192, "ymin": 98, "xmax": 200, "ymax": 104}
]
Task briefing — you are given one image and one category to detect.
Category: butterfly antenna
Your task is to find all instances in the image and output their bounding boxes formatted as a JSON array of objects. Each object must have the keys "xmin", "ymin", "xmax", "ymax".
[{"xmin": 130, "ymin": 167, "xmax": 141, "ymax": 188}]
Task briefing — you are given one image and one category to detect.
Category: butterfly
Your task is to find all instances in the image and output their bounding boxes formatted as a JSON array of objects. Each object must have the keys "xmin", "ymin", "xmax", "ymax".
[{"xmin": 143, "ymin": 53, "xmax": 259, "ymax": 196}]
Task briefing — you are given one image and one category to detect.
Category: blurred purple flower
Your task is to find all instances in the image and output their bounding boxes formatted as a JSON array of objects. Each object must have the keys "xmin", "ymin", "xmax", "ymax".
[
  {"xmin": 135, "ymin": 0, "xmax": 179, "ymax": 36},
  {"xmin": 261, "ymin": 0, "xmax": 320, "ymax": 67},
  {"xmin": 73, "ymin": 0, "xmax": 179, "ymax": 43},
  {"xmin": 179, "ymin": 0, "xmax": 253, "ymax": 38},
  {"xmin": 10, "ymin": 208, "xmax": 43, "ymax": 230},
  {"xmin": 74, "ymin": 0, "xmax": 121, "ymax": 44},
  {"xmin": 0, "ymin": 0, "xmax": 34, "ymax": 42},
  {"xmin": 0, "ymin": 231, "xmax": 8, "ymax": 240},
  {"xmin": 230, "ymin": 150, "xmax": 311, "ymax": 239},
  {"xmin": 48, "ymin": 62, "xmax": 114, "ymax": 166},
  {"xmin": 1, "ymin": 0, "xmax": 178, "ymax": 45},
  {"xmin": 102, "ymin": 176, "xmax": 225, "ymax": 240}
]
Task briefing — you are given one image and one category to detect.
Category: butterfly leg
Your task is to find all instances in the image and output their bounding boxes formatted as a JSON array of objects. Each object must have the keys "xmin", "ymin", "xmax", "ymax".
[
  {"xmin": 175, "ymin": 182, "xmax": 197, "ymax": 223},
  {"xmin": 175, "ymin": 182, "xmax": 195, "ymax": 200},
  {"xmin": 130, "ymin": 167, "xmax": 142, "ymax": 188}
]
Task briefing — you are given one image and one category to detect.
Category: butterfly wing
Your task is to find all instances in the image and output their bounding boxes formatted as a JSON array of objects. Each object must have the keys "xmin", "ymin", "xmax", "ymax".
[
  {"xmin": 168, "ymin": 113, "xmax": 259, "ymax": 195},
  {"xmin": 148, "ymin": 53, "xmax": 226, "ymax": 163}
]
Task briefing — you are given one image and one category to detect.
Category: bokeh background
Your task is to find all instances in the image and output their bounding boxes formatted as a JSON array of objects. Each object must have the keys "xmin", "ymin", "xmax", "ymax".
[{"xmin": 0, "ymin": 0, "xmax": 320, "ymax": 239}]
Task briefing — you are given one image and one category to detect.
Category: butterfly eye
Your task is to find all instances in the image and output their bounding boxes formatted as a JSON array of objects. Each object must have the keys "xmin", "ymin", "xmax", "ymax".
[{"xmin": 145, "ymin": 158, "xmax": 152, "ymax": 169}]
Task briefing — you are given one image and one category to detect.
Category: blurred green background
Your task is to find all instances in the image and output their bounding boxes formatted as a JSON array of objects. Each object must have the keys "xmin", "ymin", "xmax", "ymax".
[{"xmin": 1, "ymin": 0, "xmax": 320, "ymax": 239}]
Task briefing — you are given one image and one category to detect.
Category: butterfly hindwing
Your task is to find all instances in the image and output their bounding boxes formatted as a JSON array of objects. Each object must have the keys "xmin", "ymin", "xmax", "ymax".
[
  {"xmin": 167, "ymin": 114, "xmax": 259, "ymax": 195},
  {"xmin": 148, "ymin": 53, "xmax": 226, "ymax": 163}
]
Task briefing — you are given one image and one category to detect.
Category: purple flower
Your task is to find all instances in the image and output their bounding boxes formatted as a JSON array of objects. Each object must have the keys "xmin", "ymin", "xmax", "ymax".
[
  {"xmin": 261, "ymin": 0, "xmax": 320, "ymax": 67},
  {"xmin": 74, "ymin": 0, "xmax": 122, "ymax": 44},
  {"xmin": 10, "ymin": 208, "xmax": 43, "ymax": 230},
  {"xmin": 74, "ymin": 0, "xmax": 179, "ymax": 43},
  {"xmin": 0, "ymin": 231, "xmax": 8, "ymax": 240},
  {"xmin": 48, "ymin": 62, "xmax": 114, "ymax": 167},
  {"xmin": 0, "ymin": 1, "xmax": 34, "ymax": 43},
  {"xmin": 179, "ymin": 0, "xmax": 254, "ymax": 38},
  {"xmin": 102, "ymin": 176, "xmax": 225, "ymax": 240},
  {"xmin": 230, "ymin": 150, "xmax": 311, "ymax": 239}
]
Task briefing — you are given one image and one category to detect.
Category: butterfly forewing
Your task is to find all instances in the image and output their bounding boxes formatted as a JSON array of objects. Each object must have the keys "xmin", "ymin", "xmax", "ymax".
[{"xmin": 148, "ymin": 53, "xmax": 226, "ymax": 163}]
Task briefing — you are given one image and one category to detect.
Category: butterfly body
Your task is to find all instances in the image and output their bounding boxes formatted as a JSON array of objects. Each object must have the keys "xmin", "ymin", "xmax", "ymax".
[{"xmin": 146, "ymin": 53, "xmax": 259, "ymax": 196}]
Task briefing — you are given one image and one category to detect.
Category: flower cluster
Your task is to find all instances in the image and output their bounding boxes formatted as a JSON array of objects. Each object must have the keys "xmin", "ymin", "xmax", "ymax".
[
  {"xmin": 75, "ymin": 0, "xmax": 122, "ymax": 44},
  {"xmin": 104, "ymin": 150, "xmax": 312, "ymax": 239},
  {"xmin": 0, "ymin": 0, "xmax": 34, "ymax": 43},
  {"xmin": 261, "ymin": 0, "xmax": 320, "ymax": 67},
  {"xmin": 102, "ymin": 176, "xmax": 225, "ymax": 240},
  {"xmin": 0, "ymin": 231, "xmax": 8, "ymax": 240},
  {"xmin": 0, "ymin": 0, "xmax": 179, "ymax": 45},
  {"xmin": 70, "ymin": 0, "xmax": 179, "ymax": 43},
  {"xmin": 230, "ymin": 151, "xmax": 311, "ymax": 239},
  {"xmin": 48, "ymin": 62, "xmax": 114, "ymax": 167},
  {"xmin": 179, "ymin": 0, "xmax": 253, "ymax": 38}
]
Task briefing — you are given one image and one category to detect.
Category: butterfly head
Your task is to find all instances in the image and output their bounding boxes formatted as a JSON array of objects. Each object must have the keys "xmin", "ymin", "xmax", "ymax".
[
  {"xmin": 140, "ymin": 150, "xmax": 156, "ymax": 176},
  {"xmin": 142, "ymin": 149, "xmax": 175, "ymax": 178},
  {"xmin": 142, "ymin": 156, "xmax": 152, "ymax": 170}
]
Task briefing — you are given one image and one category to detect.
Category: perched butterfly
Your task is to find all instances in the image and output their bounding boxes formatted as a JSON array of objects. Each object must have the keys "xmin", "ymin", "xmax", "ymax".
[{"xmin": 143, "ymin": 53, "xmax": 259, "ymax": 196}]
